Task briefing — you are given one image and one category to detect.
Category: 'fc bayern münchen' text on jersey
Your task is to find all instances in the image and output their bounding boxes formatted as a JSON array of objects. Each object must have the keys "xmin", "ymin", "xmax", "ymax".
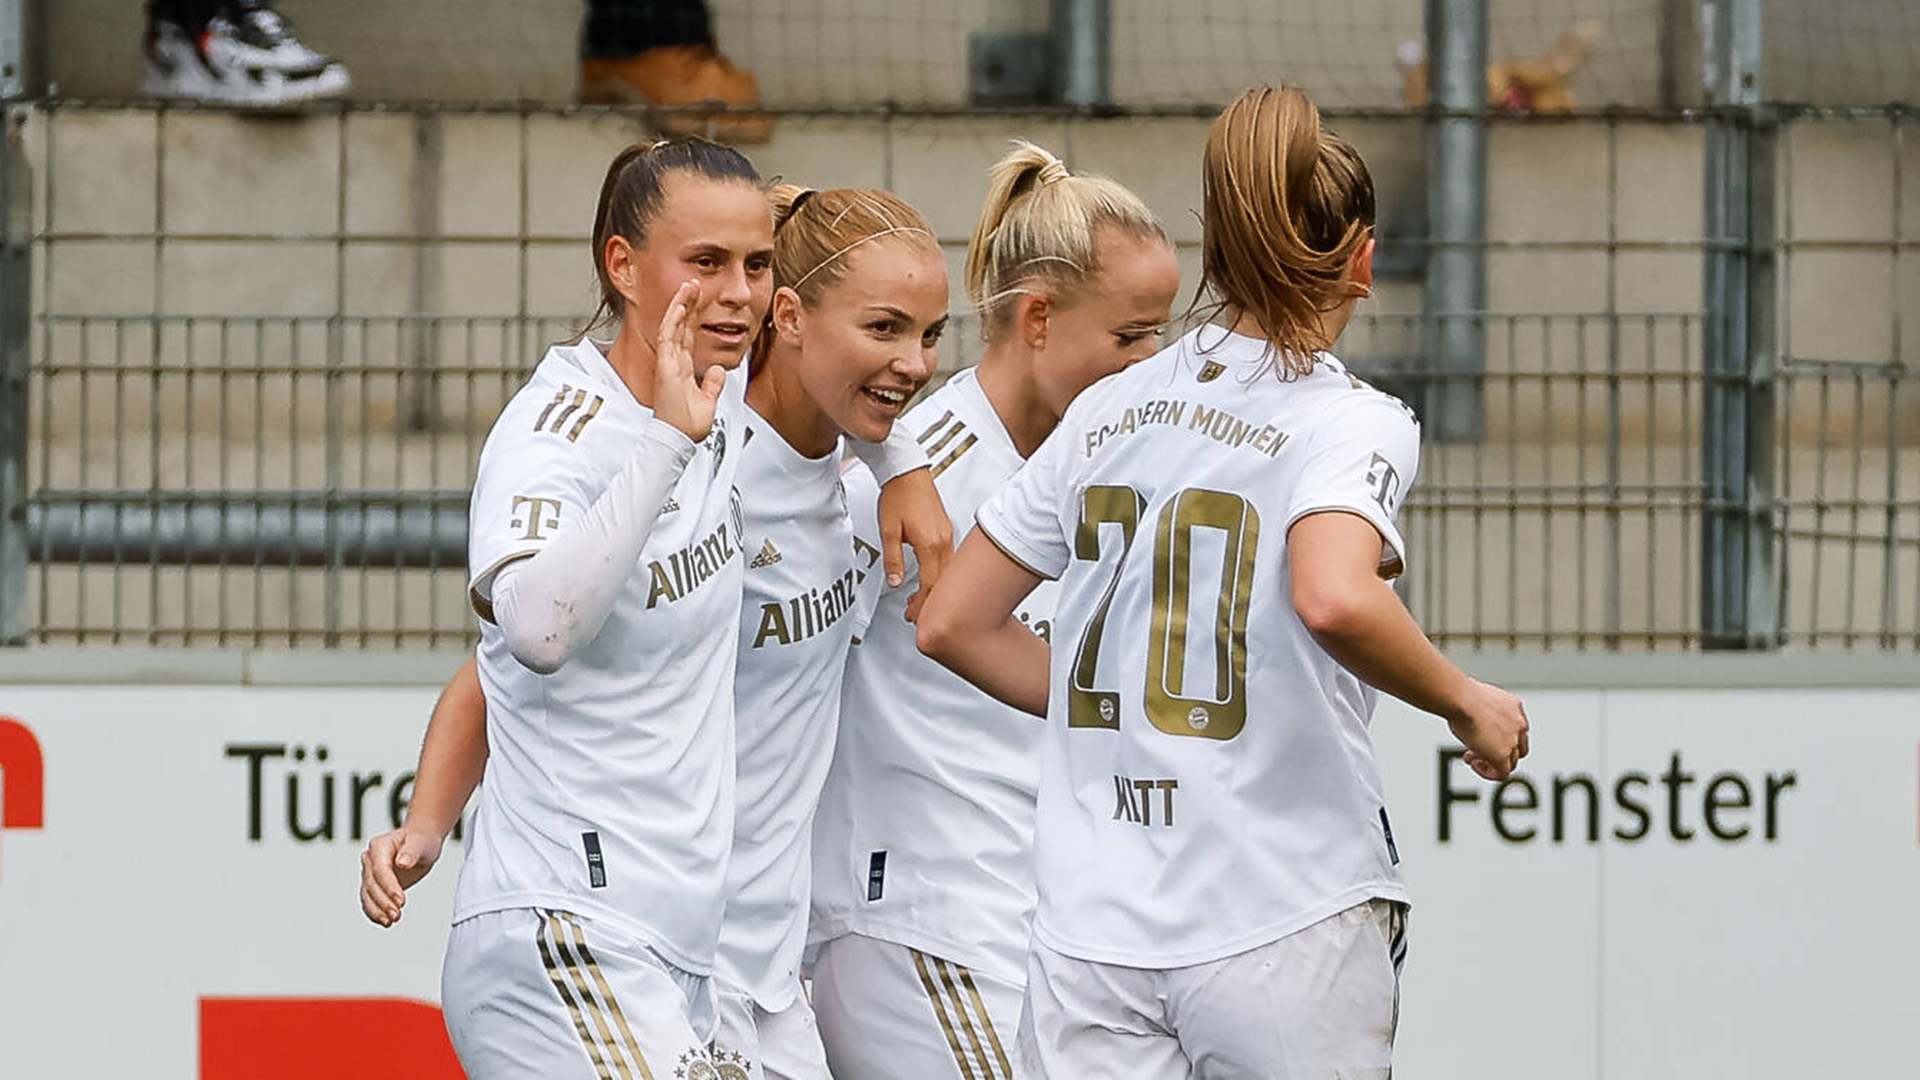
[
  {"xmin": 810, "ymin": 368, "xmax": 1059, "ymax": 985},
  {"xmin": 714, "ymin": 408, "xmax": 874, "ymax": 1009},
  {"xmin": 975, "ymin": 327, "xmax": 1419, "ymax": 968},
  {"xmin": 457, "ymin": 339, "xmax": 747, "ymax": 978}
]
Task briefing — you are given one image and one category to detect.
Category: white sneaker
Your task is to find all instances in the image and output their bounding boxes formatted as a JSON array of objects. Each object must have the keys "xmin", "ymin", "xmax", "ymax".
[{"xmin": 143, "ymin": 4, "xmax": 350, "ymax": 109}]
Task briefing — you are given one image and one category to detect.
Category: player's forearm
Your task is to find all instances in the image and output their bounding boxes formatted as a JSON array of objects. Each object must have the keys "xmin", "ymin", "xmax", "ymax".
[
  {"xmin": 919, "ymin": 616, "xmax": 1050, "ymax": 717},
  {"xmin": 493, "ymin": 419, "xmax": 695, "ymax": 673},
  {"xmin": 1302, "ymin": 579, "xmax": 1473, "ymax": 724},
  {"xmin": 404, "ymin": 656, "xmax": 490, "ymax": 838}
]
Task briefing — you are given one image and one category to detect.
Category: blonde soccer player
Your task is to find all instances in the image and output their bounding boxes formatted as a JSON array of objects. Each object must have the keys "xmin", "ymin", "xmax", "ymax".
[
  {"xmin": 361, "ymin": 167, "xmax": 952, "ymax": 1080},
  {"xmin": 917, "ymin": 86, "xmax": 1531, "ymax": 1079},
  {"xmin": 808, "ymin": 143, "xmax": 1179, "ymax": 1080}
]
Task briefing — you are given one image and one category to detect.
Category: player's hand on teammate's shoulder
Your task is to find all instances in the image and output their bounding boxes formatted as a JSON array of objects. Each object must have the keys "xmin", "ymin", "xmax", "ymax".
[
  {"xmin": 651, "ymin": 280, "xmax": 727, "ymax": 444},
  {"xmin": 1449, "ymin": 680, "xmax": 1530, "ymax": 781},
  {"xmin": 876, "ymin": 466, "xmax": 954, "ymax": 620},
  {"xmin": 359, "ymin": 825, "xmax": 446, "ymax": 928}
]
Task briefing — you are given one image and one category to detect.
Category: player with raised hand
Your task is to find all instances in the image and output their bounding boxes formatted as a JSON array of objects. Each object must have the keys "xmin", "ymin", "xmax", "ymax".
[
  {"xmin": 917, "ymin": 85, "xmax": 1530, "ymax": 1078},
  {"xmin": 808, "ymin": 142, "xmax": 1179, "ymax": 1080},
  {"xmin": 361, "ymin": 166, "xmax": 953, "ymax": 1080},
  {"xmin": 375, "ymin": 139, "xmax": 944, "ymax": 1080}
]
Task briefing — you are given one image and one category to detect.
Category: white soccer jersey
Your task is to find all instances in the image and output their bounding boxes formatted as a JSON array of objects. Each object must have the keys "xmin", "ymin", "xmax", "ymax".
[
  {"xmin": 975, "ymin": 326, "xmax": 1418, "ymax": 969},
  {"xmin": 713, "ymin": 407, "xmax": 876, "ymax": 1012},
  {"xmin": 810, "ymin": 367, "xmax": 1059, "ymax": 986},
  {"xmin": 457, "ymin": 338, "xmax": 748, "ymax": 978}
]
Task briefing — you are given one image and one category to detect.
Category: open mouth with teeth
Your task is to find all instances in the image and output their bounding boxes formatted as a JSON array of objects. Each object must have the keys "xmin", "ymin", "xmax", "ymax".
[
  {"xmin": 863, "ymin": 386, "xmax": 911, "ymax": 413},
  {"xmin": 701, "ymin": 321, "xmax": 751, "ymax": 345}
]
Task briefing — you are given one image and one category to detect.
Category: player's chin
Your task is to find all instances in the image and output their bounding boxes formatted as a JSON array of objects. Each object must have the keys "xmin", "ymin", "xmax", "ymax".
[{"xmin": 694, "ymin": 340, "xmax": 751, "ymax": 371}]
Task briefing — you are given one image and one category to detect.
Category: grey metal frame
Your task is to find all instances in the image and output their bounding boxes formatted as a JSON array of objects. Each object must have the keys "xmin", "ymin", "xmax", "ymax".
[{"xmin": 1699, "ymin": 0, "xmax": 1776, "ymax": 648}]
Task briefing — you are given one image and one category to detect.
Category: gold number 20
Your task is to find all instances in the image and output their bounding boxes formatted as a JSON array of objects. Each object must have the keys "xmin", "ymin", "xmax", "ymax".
[{"xmin": 1065, "ymin": 486, "xmax": 1260, "ymax": 741}]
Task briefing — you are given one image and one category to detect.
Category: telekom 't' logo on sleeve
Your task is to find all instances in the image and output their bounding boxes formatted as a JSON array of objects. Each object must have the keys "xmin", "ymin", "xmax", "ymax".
[{"xmin": 0, "ymin": 716, "xmax": 45, "ymax": 882}]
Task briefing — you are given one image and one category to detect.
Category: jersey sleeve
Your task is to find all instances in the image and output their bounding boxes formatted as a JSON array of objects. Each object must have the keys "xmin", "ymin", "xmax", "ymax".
[
  {"xmin": 840, "ymin": 459, "xmax": 901, "ymax": 640},
  {"xmin": 1283, "ymin": 394, "xmax": 1421, "ymax": 578},
  {"xmin": 973, "ymin": 413, "xmax": 1077, "ymax": 581},
  {"xmin": 468, "ymin": 396, "xmax": 607, "ymax": 620}
]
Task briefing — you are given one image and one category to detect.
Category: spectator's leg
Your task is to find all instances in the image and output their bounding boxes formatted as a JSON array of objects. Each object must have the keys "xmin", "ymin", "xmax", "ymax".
[
  {"xmin": 578, "ymin": 0, "xmax": 772, "ymax": 144},
  {"xmin": 583, "ymin": 0, "xmax": 714, "ymax": 60},
  {"xmin": 148, "ymin": 0, "xmax": 226, "ymax": 36}
]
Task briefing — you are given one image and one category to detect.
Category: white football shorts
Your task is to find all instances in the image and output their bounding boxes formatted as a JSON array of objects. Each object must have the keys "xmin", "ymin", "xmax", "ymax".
[
  {"xmin": 1017, "ymin": 898, "xmax": 1408, "ymax": 1080},
  {"xmin": 710, "ymin": 980, "xmax": 831, "ymax": 1080},
  {"xmin": 442, "ymin": 907, "xmax": 718, "ymax": 1080},
  {"xmin": 811, "ymin": 932, "xmax": 1024, "ymax": 1080}
]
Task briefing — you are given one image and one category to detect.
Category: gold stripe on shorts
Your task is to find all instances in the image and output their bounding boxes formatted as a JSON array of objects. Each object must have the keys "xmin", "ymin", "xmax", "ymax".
[
  {"xmin": 911, "ymin": 948, "xmax": 979, "ymax": 1080},
  {"xmin": 934, "ymin": 957, "xmax": 1000, "ymax": 1080},
  {"xmin": 537, "ymin": 912, "xmax": 618, "ymax": 1080},
  {"xmin": 957, "ymin": 964, "xmax": 1013, "ymax": 1078},
  {"xmin": 559, "ymin": 912, "xmax": 658, "ymax": 1080}
]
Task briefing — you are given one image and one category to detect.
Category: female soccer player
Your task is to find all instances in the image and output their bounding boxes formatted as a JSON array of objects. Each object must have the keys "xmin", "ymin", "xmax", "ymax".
[
  {"xmin": 917, "ymin": 86, "xmax": 1531, "ymax": 1078},
  {"xmin": 808, "ymin": 142, "xmax": 1179, "ymax": 1080},
  {"xmin": 361, "ymin": 167, "xmax": 951, "ymax": 1080}
]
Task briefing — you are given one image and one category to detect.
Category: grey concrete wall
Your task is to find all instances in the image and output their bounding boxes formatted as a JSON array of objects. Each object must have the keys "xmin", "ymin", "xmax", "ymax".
[{"xmin": 20, "ymin": 106, "xmax": 1920, "ymax": 647}]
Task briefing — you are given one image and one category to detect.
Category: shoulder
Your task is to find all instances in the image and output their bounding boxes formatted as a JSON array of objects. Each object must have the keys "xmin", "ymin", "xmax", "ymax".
[
  {"xmin": 479, "ymin": 349, "xmax": 634, "ymax": 479},
  {"xmin": 1311, "ymin": 357, "xmax": 1419, "ymax": 428}
]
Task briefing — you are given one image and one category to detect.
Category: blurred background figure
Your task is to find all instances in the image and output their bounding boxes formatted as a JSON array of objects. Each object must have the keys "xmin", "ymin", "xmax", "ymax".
[
  {"xmin": 580, "ymin": 0, "xmax": 772, "ymax": 143},
  {"xmin": 143, "ymin": 0, "xmax": 351, "ymax": 107},
  {"xmin": 1398, "ymin": 21, "xmax": 1601, "ymax": 111}
]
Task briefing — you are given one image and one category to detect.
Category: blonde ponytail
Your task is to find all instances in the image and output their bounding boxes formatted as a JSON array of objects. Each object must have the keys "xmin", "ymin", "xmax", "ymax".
[
  {"xmin": 965, "ymin": 141, "xmax": 1167, "ymax": 340},
  {"xmin": 1198, "ymin": 84, "xmax": 1376, "ymax": 377}
]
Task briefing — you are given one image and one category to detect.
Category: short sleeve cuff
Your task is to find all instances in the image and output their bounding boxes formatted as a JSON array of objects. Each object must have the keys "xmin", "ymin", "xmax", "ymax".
[
  {"xmin": 974, "ymin": 511, "xmax": 1068, "ymax": 581},
  {"xmin": 1285, "ymin": 501, "xmax": 1409, "ymax": 579}
]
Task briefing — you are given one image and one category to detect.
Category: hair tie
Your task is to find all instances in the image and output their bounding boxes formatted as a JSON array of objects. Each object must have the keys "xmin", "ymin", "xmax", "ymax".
[
  {"xmin": 1038, "ymin": 160, "xmax": 1072, "ymax": 186},
  {"xmin": 777, "ymin": 189, "xmax": 819, "ymax": 232}
]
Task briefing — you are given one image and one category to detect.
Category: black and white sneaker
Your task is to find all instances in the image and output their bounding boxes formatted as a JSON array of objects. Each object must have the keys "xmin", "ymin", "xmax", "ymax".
[{"xmin": 144, "ymin": 1, "xmax": 350, "ymax": 108}]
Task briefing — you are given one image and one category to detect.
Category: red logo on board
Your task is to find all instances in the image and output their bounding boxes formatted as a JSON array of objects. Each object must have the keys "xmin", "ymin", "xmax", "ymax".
[
  {"xmin": 0, "ymin": 716, "xmax": 45, "ymax": 882},
  {"xmin": 201, "ymin": 998, "xmax": 466, "ymax": 1080}
]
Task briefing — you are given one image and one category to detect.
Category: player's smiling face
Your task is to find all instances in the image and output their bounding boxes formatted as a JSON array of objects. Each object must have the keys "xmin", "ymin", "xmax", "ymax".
[
  {"xmin": 629, "ymin": 172, "xmax": 776, "ymax": 371},
  {"xmin": 782, "ymin": 241, "xmax": 948, "ymax": 444},
  {"xmin": 1035, "ymin": 228, "xmax": 1181, "ymax": 418}
]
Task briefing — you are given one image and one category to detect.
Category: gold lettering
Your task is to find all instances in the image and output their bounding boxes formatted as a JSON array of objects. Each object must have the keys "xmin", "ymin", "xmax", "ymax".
[
  {"xmin": 753, "ymin": 603, "xmax": 792, "ymax": 648},
  {"xmin": 646, "ymin": 562, "xmax": 678, "ymax": 608}
]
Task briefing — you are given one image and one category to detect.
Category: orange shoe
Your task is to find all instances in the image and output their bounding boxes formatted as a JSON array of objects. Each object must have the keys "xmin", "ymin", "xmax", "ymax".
[{"xmin": 580, "ymin": 45, "xmax": 774, "ymax": 145}]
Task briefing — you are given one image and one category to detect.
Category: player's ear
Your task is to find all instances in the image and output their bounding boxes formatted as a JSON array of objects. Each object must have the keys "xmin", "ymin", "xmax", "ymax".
[
  {"xmin": 1349, "ymin": 236, "xmax": 1376, "ymax": 293},
  {"xmin": 605, "ymin": 235, "xmax": 643, "ymax": 312},
  {"xmin": 1017, "ymin": 292, "xmax": 1051, "ymax": 350},
  {"xmin": 771, "ymin": 286, "xmax": 805, "ymax": 343}
]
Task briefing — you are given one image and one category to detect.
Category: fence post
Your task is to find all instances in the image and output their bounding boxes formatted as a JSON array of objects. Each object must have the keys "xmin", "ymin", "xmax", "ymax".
[
  {"xmin": 1700, "ymin": 0, "xmax": 1778, "ymax": 649},
  {"xmin": 0, "ymin": 103, "xmax": 27, "ymax": 645},
  {"xmin": 1424, "ymin": 0, "xmax": 1488, "ymax": 443},
  {"xmin": 1051, "ymin": 0, "xmax": 1110, "ymax": 108}
]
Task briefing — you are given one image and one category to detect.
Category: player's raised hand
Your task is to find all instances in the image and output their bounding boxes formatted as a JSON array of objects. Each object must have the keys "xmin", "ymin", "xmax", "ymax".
[
  {"xmin": 651, "ymin": 280, "xmax": 727, "ymax": 443},
  {"xmin": 1448, "ymin": 681, "xmax": 1530, "ymax": 781},
  {"xmin": 359, "ymin": 824, "xmax": 445, "ymax": 927},
  {"xmin": 875, "ymin": 466, "xmax": 954, "ymax": 621}
]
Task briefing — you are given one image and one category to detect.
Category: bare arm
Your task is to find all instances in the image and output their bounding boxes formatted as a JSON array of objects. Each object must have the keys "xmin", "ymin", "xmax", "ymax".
[
  {"xmin": 359, "ymin": 655, "xmax": 490, "ymax": 926},
  {"xmin": 1289, "ymin": 510, "xmax": 1529, "ymax": 779},
  {"xmin": 915, "ymin": 530, "xmax": 1051, "ymax": 717}
]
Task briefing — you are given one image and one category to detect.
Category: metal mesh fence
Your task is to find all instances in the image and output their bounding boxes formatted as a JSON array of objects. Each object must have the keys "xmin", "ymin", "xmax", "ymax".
[
  {"xmin": 37, "ymin": 1, "xmax": 1920, "ymax": 110},
  {"xmin": 12, "ymin": 101, "xmax": 1917, "ymax": 650}
]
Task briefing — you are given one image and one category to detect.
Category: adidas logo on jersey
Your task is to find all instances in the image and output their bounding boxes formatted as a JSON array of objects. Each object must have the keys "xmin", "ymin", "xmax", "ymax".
[
  {"xmin": 659, "ymin": 496, "xmax": 680, "ymax": 514},
  {"xmin": 750, "ymin": 539, "xmax": 783, "ymax": 569}
]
